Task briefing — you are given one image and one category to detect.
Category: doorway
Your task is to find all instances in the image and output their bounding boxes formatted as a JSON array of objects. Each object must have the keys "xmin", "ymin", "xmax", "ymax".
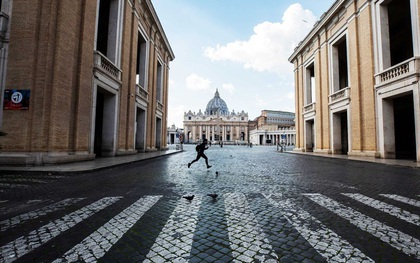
[
  {"xmin": 340, "ymin": 112, "xmax": 348, "ymax": 154},
  {"xmin": 394, "ymin": 94, "xmax": 416, "ymax": 159},
  {"xmin": 305, "ymin": 120, "xmax": 315, "ymax": 152},
  {"xmin": 136, "ymin": 107, "xmax": 146, "ymax": 152},
  {"xmin": 155, "ymin": 117, "xmax": 162, "ymax": 149},
  {"xmin": 94, "ymin": 89, "xmax": 117, "ymax": 157},
  {"xmin": 332, "ymin": 111, "xmax": 348, "ymax": 154}
]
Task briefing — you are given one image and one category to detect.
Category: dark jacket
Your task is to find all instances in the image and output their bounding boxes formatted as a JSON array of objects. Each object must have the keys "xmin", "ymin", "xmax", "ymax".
[{"xmin": 196, "ymin": 142, "xmax": 208, "ymax": 153}]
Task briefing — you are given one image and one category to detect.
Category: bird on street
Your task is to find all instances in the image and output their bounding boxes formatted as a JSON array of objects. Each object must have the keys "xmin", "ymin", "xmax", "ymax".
[
  {"xmin": 207, "ymin": 194, "xmax": 218, "ymax": 199},
  {"xmin": 183, "ymin": 195, "xmax": 195, "ymax": 201}
]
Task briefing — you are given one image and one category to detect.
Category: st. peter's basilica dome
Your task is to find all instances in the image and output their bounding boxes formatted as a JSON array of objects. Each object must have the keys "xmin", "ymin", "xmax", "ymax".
[{"xmin": 205, "ymin": 89, "xmax": 229, "ymax": 116}]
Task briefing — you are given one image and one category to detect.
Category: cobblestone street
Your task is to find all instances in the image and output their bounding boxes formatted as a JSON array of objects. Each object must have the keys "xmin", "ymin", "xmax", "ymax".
[{"xmin": 1, "ymin": 145, "xmax": 420, "ymax": 262}]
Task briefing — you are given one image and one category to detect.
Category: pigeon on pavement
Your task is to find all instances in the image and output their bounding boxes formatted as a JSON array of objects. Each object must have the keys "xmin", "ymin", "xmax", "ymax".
[
  {"xmin": 207, "ymin": 194, "xmax": 218, "ymax": 199},
  {"xmin": 183, "ymin": 195, "xmax": 195, "ymax": 201}
]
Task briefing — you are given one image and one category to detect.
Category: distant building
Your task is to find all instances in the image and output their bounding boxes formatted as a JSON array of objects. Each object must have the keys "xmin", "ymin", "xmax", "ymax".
[
  {"xmin": 167, "ymin": 125, "xmax": 183, "ymax": 144},
  {"xmin": 255, "ymin": 110, "xmax": 295, "ymax": 127},
  {"xmin": 183, "ymin": 90, "xmax": 249, "ymax": 144},
  {"xmin": 0, "ymin": 0, "xmax": 174, "ymax": 165},
  {"xmin": 289, "ymin": 0, "xmax": 420, "ymax": 161},
  {"xmin": 249, "ymin": 110, "xmax": 296, "ymax": 146}
]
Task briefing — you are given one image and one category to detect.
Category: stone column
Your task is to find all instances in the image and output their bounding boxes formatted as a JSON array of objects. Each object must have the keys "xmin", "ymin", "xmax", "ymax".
[{"xmin": 222, "ymin": 125, "xmax": 226, "ymax": 141}]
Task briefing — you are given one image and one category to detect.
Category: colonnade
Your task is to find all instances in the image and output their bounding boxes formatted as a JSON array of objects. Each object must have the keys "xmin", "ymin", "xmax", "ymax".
[{"xmin": 185, "ymin": 124, "xmax": 248, "ymax": 143}]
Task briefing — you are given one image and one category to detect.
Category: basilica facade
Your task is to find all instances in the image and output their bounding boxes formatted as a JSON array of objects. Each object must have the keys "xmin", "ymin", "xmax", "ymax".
[{"xmin": 184, "ymin": 90, "xmax": 249, "ymax": 144}]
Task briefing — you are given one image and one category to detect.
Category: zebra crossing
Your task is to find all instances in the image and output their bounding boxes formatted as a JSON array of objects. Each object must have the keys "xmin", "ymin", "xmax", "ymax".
[
  {"xmin": 264, "ymin": 193, "xmax": 374, "ymax": 262},
  {"xmin": 304, "ymin": 193, "xmax": 420, "ymax": 260},
  {"xmin": 1, "ymin": 192, "xmax": 419, "ymax": 262}
]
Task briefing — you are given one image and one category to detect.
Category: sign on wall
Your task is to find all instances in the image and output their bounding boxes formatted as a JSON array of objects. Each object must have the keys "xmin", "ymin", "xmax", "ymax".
[{"xmin": 3, "ymin": 89, "xmax": 30, "ymax": 110}]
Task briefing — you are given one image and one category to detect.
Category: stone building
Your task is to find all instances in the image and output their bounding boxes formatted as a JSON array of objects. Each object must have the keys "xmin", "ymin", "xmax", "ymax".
[
  {"xmin": 255, "ymin": 110, "xmax": 295, "ymax": 128},
  {"xmin": 289, "ymin": 0, "xmax": 420, "ymax": 162},
  {"xmin": 249, "ymin": 110, "xmax": 295, "ymax": 146},
  {"xmin": 183, "ymin": 90, "xmax": 249, "ymax": 144},
  {"xmin": 0, "ymin": 0, "xmax": 174, "ymax": 165},
  {"xmin": 0, "ymin": 0, "xmax": 11, "ymax": 126},
  {"xmin": 167, "ymin": 124, "xmax": 183, "ymax": 145}
]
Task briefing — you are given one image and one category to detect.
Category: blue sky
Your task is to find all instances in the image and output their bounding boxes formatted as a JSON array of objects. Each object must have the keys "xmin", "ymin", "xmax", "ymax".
[{"xmin": 152, "ymin": 0, "xmax": 336, "ymax": 128}]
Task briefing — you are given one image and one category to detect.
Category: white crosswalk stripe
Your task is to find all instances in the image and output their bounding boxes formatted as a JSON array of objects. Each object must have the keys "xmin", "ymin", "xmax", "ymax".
[
  {"xmin": 224, "ymin": 193, "xmax": 278, "ymax": 262},
  {"xmin": 0, "ymin": 197, "xmax": 121, "ymax": 263},
  {"xmin": 342, "ymin": 193, "xmax": 420, "ymax": 226},
  {"xmin": 264, "ymin": 193, "xmax": 374, "ymax": 262},
  {"xmin": 0, "ymin": 193, "xmax": 419, "ymax": 262},
  {"xmin": 304, "ymin": 193, "xmax": 420, "ymax": 260},
  {"xmin": 53, "ymin": 196, "xmax": 161, "ymax": 263},
  {"xmin": 143, "ymin": 195, "xmax": 202, "ymax": 262},
  {"xmin": 0, "ymin": 198, "xmax": 85, "ymax": 232},
  {"xmin": 380, "ymin": 194, "xmax": 420, "ymax": 208}
]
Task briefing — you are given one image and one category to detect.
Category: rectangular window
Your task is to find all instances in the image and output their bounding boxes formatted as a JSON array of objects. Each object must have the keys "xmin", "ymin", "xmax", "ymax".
[
  {"xmin": 136, "ymin": 31, "xmax": 148, "ymax": 88},
  {"xmin": 96, "ymin": 0, "xmax": 121, "ymax": 63},
  {"xmin": 305, "ymin": 62, "xmax": 316, "ymax": 105},
  {"xmin": 156, "ymin": 60, "xmax": 163, "ymax": 102},
  {"xmin": 382, "ymin": 0, "xmax": 413, "ymax": 67},
  {"xmin": 331, "ymin": 35, "xmax": 348, "ymax": 93}
]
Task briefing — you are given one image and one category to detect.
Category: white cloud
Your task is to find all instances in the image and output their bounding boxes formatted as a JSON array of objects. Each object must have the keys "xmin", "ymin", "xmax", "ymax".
[
  {"xmin": 186, "ymin": 74, "xmax": 212, "ymax": 90},
  {"xmin": 167, "ymin": 104, "xmax": 186, "ymax": 127},
  {"xmin": 255, "ymin": 94, "xmax": 268, "ymax": 107},
  {"xmin": 203, "ymin": 3, "xmax": 317, "ymax": 74},
  {"xmin": 222, "ymin": 83, "xmax": 235, "ymax": 94}
]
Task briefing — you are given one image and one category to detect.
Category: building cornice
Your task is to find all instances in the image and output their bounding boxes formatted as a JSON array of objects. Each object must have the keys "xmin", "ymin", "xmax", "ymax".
[
  {"xmin": 288, "ymin": 0, "xmax": 347, "ymax": 62},
  {"xmin": 143, "ymin": 0, "xmax": 175, "ymax": 60}
]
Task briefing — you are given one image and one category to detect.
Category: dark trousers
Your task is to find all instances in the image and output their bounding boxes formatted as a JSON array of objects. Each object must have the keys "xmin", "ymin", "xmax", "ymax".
[{"xmin": 191, "ymin": 152, "xmax": 209, "ymax": 166}]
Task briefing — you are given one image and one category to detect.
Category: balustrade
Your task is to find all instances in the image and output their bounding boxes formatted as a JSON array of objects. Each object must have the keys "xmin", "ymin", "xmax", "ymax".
[
  {"xmin": 329, "ymin": 87, "xmax": 349, "ymax": 104},
  {"xmin": 136, "ymin": 84, "xmax": 148, "ymax": 101},
  {"xmin": 93, "ymin": 51, "xmax": 122, "ymax": 81},
  {"xmin": 157, "ymin": 101, "xmax": 164, "ymax": 111},
  {"xmin": 303, "ymin": 103, "xmax": 315, "ymax": 113},
  {"xmin": 375, "ymin": 57, "xmax": 419, "ymax": 86}
]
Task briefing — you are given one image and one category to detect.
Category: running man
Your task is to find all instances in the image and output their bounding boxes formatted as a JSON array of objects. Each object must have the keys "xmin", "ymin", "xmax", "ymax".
[{"xmin": 188, "ymin": 139, "xmax": 212, "ymax": 169}]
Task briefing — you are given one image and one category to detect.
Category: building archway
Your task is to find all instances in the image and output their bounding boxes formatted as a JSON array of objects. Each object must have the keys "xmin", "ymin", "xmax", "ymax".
[
  {"xmin": 332, "ymin": 111, "xmax": 349, "ymax": 154},
  {"xmin": 94, "ymin": 87, "xmax": 117, "ymax": 157},
  {"xmin": 305, "ymin": 119, "xmax": 315, "ymax": 152},
  {"xmin": 135, "ymin": 107, "xmax": 146, "ymax": 152},
  {"xmin": 393, "ymin": 94, "xmax": 416, "ymax": 159},
  {"xmin": 381, "ymin": 92, "xmax": 417, "ymax": 160}
]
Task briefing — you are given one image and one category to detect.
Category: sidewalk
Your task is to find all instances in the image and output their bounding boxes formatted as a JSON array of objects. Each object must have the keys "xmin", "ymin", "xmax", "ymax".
[
  {"xmin": 287, "ymin": 150, "xmax": 420, "ymax": 169},
  {"xmin": 1, "ymin": 147, "xmax": 419, "ymax": 174},
  {"xmin": 0, "ymin": 149, "xmax": 183, "ymax": 173}
]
